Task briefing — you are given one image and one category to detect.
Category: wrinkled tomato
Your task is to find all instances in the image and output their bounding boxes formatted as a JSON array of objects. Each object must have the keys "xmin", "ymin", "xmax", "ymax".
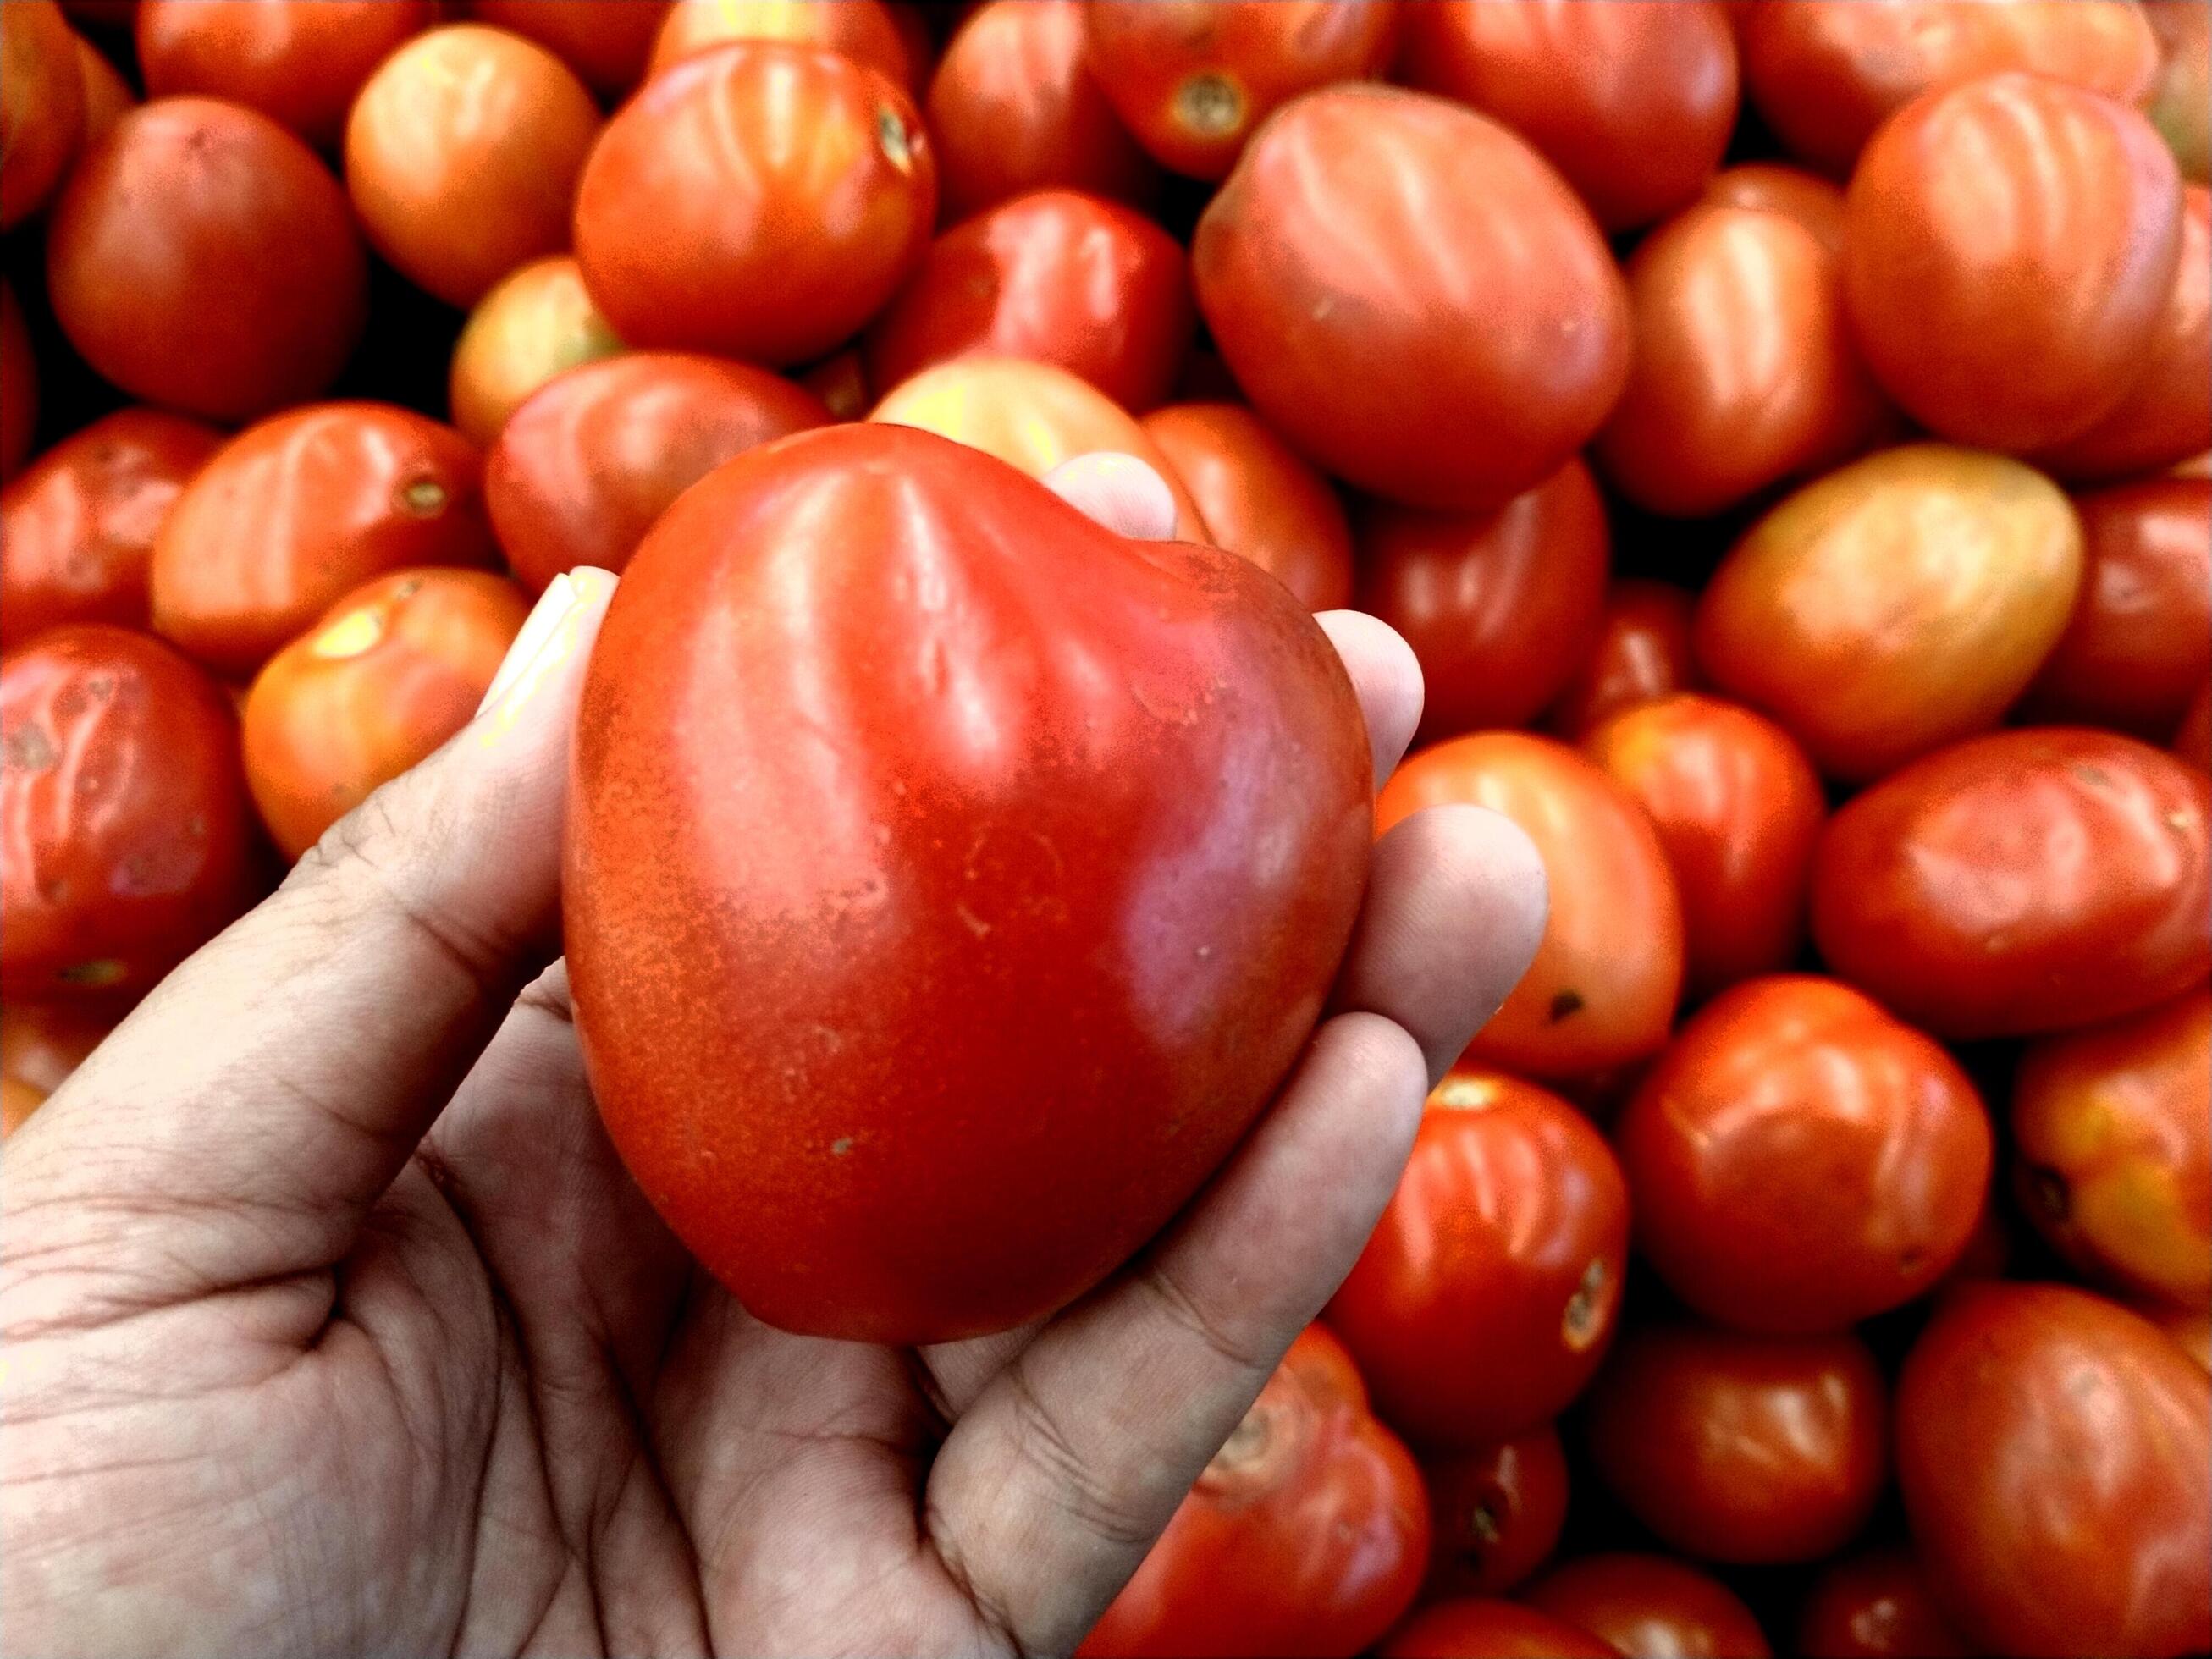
[{"xmin": 1141, "ymin": 403, "xmax": 1352, "ymax": 612}]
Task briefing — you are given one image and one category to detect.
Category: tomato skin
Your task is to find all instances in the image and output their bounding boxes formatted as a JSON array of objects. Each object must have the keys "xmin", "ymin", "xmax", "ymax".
[
  {"xmin": 1810, "ymin": 727, "xmax": 2212, "ymax": 1039},
  {"xmin": 1617, "ymin": 975, "xmax": 1992, "ymax": 1333},
  {"xmin": 1194, "ymin": 85, "xmax": 1629, "ymax": 513},
  {"xmin": 1695, "ymin": 444, "xmax": 2083, "ymax": 782},
  {"xmin": 1702, "ymin": 160, "xmax": 1846, "ymax": 247},
  {"xmin": 1380, "ymin": 1599, "xmax": 1619, "ymax": 1659},
  {"xmin": 1376, "ymin": 734, "xmax": 1683, "ymax": 1077},
  {"xmin": 1078, "ymin": 1326, "xmax": 1429, "ymax": 1659},
  {"xmin": 2179, "ymin": 677, "xmax": 2212, "ymax": 770},
  {"xmin": 2146, "ymin": 0, "xmax": 2210, "ymax": 182},
  {"xmin": 567, "ymin": 424, "xmax": 1371, "ymax": 1343},
  {"xmin": 1897, "ymin": 1282, "xmax": 2212, "ymax": 1659},
  {"xmin": 0, "ymin": 0, "xmax": 86, "ymax": 230},
  {"xmin": 1547, "ymin": 581, "xmax": 1700, "ymax": 741},
  {"xmin": 1142, "ymin": 403, "xmax": 1352, "ymax": 611},
  {"xmin": 0, "ymin": 281, "xmax": 33, "ymax": 486},
  {"xmin": 47, "ymin": 98, "xmax": 367, "ymax": 423},
  {"xmin": 447, "ymin": 255, "xmax": 626, "ymax": 450},
  {"xmin": 151, "ymin": 403, "xmax": 495, "ymax": 679},
  {"xmin": 0, "ymin": 408, "xmax": 223, "ymax": 651},
  {"xmin": 464, "ymin": 0, "xmax": 670, "ymax": 97},
  {"xmin": 0, "ymin": 998, "xmax": 113, "ymax": 1099},
  {"xmin": 798, "ymin": 347, "xmax": 869, "ymax": 422},
  {"xmin": 1796, "ymin": 1547, "xmax": 1973, "ymax": 1659},
  {"xmin": 1419, "ymin": 1425, "xmax": 1569, "ymax": 1601},
  {"xmin": 865, "ymin": 190, "xmax": 1194, "ymax": 414},
  {"xmin": 1355, "ymin": 460, "xmax": 1609, "ymax": 742},
  {"xmin": 1327, "ymin": 1071, "xmax": 1630, "ymax": 1448},
  {"xmin": 1397, "ymin": 0, "xmax": 1736, "ymax": 231},
  {"xmin": 2156, "ymin": 1304, "xmax": 2212, "ymax": 1370},
  {"xmin": 74, "ymin": 32, "xmax": 131, "ymax": 146},
  {"xmin": 136, "ymin": 0, "xmax": 435, "ymax": 151},
  {"xmin": 1522, "ymin": 1553, "xmax": 1772, "ymax": 1659},
  {"xmin": 485, "ymin": 352, "xmax": 830, "ymax": 592},
  {"xmin": 650, "ymin": 0, "xmax": 912, "ymax": 87},
  {"xmin": 574, "ymin": 43, "xmax": 935, "ymax": 367}
]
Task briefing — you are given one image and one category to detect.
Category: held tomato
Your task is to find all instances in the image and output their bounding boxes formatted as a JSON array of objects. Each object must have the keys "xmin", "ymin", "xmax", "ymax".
[
  {"xmin": 1327, "ymin": 1071, "xmax": 1630, "ymax": 1448},
  {"xmin": 486, "ymin": 352, "xmax": 830, "ymax": 592},
  {"xmin": 463, "ymin": 0, "xmax": 670, "ymax": 97},
  {"xmin": 0, "ymin": 626, "xmax": 259, "ymax": 1000},
  {"xmin": 1546, "ymin": 580, "xmax": 1701, "ymax": 741},
  {"xmin": 1193, "ymin": 85, "xmax": 1630, "ymax": 513},
  {"xmin": 74, "ymin": 33, "xmax": 132, "ymax": 146},
  {"xmin": 0, "ymin": 0, "xmax": 85, "ymax": 230},
  {"xmin": 1354, "ymin": 459, "xmax": 1609, "ymax": 741},
  {"xmin": 1078, "ymin": 1326, "xmax": 1429, "ymax": 1659},
  {"xmin": 447, "ymin": 255, "xmax": 626, "ymax": 450},
  {"xmin": 1522, "ymin": 1554, "xmax": 1772, "ymax": 1659},
  {"xmin": 1420, "ymin": 1425, "xmax": 1569, "ymax": 1601},
  {"xmin": 1810, "ymin": 727, "xmax": 2212, "ymax": 1038},
  {"xmin": 1897, "ymin": 1283, "xmax": 2212, "ymax": 1659},
  {"xmin": 1141, "ymin": 402, "xmax": 1352, "ymax": 612},
  {"xmin": 0, "ymin": 280, "xmax": 34, "ymax": 485},
  {"xmin": 1796, "ymin": 1547, "xmax": 1973, "ymax": 1659},
  {"xmin": 1379, "ymin": 1599, "xmax": 1618, "ymax": 1659},
  {"xmin": 566, "ymin": 424, "xmax": 1372, "ymax": 1343},
  {"xmin": 1376, "ymin": 734, "xmax": 1683, "ymax": 1076},
  {"xmin": 649, "ymin": 0, "xmax": 913, "ymax": 88}
]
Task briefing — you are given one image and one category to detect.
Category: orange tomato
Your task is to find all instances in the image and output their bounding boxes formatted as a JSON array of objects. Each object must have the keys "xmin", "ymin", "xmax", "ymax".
[
  {"xmin": 1142, "ymin": 402, "xmax": 1352, "ymax": 611},
  {"xmin": 464, "ymin": 0, "xmax": 670, "ymax": 97},
  {"xmin": 73, "ymin": 32, "xmax": 132, "ymax": 146},
  {"xmin": 136, "ymin": 0, "xmax": 436, "ymax": 150},
  {"xmin": 0, "ymin": 0, "xmax": 86, "ymax": 229},
  {"xmin": 649, "ymin": 0, "xmax": 913, "ymax": 88},
  {"xmin": 447, "ymin": 255, "xmax": 626, "ymax": 450},
  {"xmin": 1546, "ymin": 579, "xmax": 1702, "ymax": 740}
]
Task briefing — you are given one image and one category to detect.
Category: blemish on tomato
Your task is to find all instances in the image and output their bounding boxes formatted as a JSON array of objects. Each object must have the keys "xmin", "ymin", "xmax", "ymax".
[{"xmin": 1548, "ymin": 989, "xmax": 1586, "ymax": 1022}]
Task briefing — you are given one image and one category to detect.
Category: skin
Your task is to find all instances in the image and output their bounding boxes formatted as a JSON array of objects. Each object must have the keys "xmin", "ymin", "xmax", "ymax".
[
  {"xmin": 136, "ymin": 0, "xmax": 437, "ymax": 150},
  {"xmin": 0, "ymin": 453, "xmax": 1547, "ymax": 1657},
  {"xmin": 1381, "ymin": 1599, "xmax": 1618, "ymax": 1659},
  {"xmin": 463, "ymin": 0, "xmax": 670, "ymax": 96},
  {"xmin": 1420, "ymin": 1425, "xmax": 1568, "ymax": 1601},
  {"xmin": 447, "ymin": 255, "xmax": 626, "ymax": 450},
  {"xmin": 1523, "ymin": 1553, "xmax": 1772, "ymax": 1659},
  {"xmin": 0, "ymin": 280, "xmax": 32, "ymax": 485},
  {"xmin": 0, "ymin": 0, "xmax": 85, "ymax": 229},
  {"xmin": 1547, "ymin": 580, "xmax": 1700, "ymax": 739},
  {"xmin": 650, "ymin": 0, "xmax": 913, "ymax": 87},
  {"xmin": 1142, "ymin": 402, "xmax": 1353, "ymax": 612},
  {"xmin": 1796, "ymin": 1547, "xmax": 1974, "ymax": 1659}
]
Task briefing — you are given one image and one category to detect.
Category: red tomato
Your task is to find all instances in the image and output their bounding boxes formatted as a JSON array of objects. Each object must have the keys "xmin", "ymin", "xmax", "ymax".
[
  {"xmin": 1142, "ymin": 402, "xmax": 1352, "ymax": 611},
  {"xmin": 0, "ymin": 626, "xmax": 259, "ymax": 1000},
  {"xmin": 2146, "ymin": 0, "xmax": 2210, "ymax": 182},
  {"xmin": 1355, "ymin": 460, "xmax": 1609, "ymax": 741},
  {"xmin": 136, "ymin": 0, "xmax": 435, "ymax": 150},
  {"xmin": 1547, "ymin": 581, "xmax": 1701, "ymax": 741},
  {"xmin": 1193, "ymin": 85, "xmax": 1629, "ymax": 513},
  {"xmin": 0, "ymin": 280, "xmax": 32, "ymax": 485},
  {"xmin": 74, "ymin": 31, "xmax": 132, "ymax": 146},
  {"xmin": 1796, "ymin": 1547, "xmax": 1972, "ymax": 1659},
  {"xmin": 244, "ymin": 568, "xmax": 530, "ymax": 859},
  {"xmin": 447, "ymin": 255, "xmax": 626, "ymax": 450},
  {"xmin": 59, "ymin": 0, "xmax": 135, "ymax": 27},
  {"xmin": 926, "ymin": 0, "xmax": 1158, "ymax": 221},
  {"xmin": 1376, "ymin": 734, "xmax": 1683, "ymax": 1076},
  {"xmin": 2179, "ymin": 677, "xmax": 2212, "ymax": 770},
  {"xmin": 576, "ymin": 43, "xmax": 933, "ymax": 365},
  {"xmin": 46, "ymin": 98, "xmax": 367, "ymax": 422},
  {"xmin": 798, "ymin": 347, "xmax": 869, "ymax": 422},
  {"xmin": 1081, "ymin": 0, "xmax": 1400, "ymax": 182},
  {"xmin": 567, "ymin": 424, "xmax": 1371, "ymax": 1342},
  {"xmin": 464, "ymin": 0, "xmax": 670, "ymax": 97},
  {"xmin": 1617, "ymin": 975, "xmax": 1993, "ymax": 1332},
  {"xmin": 1695, "ymin": 444, "xmax": 2084, "ymax": 782},
  {"xmin": 650, "ymin": 0, "xmax": 913, "ymax": 87},
  {"xmin": 1523, "ymin": 1554, "xmax": 1771, "ymax": 1659},
  {"xmin": 1079, "ymin": 1326, "xmax": 1428, "ymax": 1659},
  {"xmin": 1396, "ymin": 0, "xmax": 1736, "ymax": 230},
  {"xmin": 1327, "ymin": 1070, "xmax": 1630, "ymax": 1448},
  {"xmin": 0, "ymin": 998, "xmax": 114, "ymax": 1099},
  {"xmin": 0, "ymin": 408, "xmax": 223, "ymax": 650},
  {"xmin": 2156, "ymin": 1304, "xmax": 2212, "ymax": 1371},
  {"xmin": 865, "ymin": 190, "xmax": 1193, "ymax": 414},
  {"xmin": 486, "ymin": 352, "xmax": 830, "ymax": 592},
  {"xmin": 1897, "ymin": 1282, "xmax": 2211, "ymax": 1658},
  {"xmin": 2022, "ymin": 477, "xmax": 2212, "ymax": 738},
  {"xmin": 0, "ymin": 0, "xmax": 86, "ymax": 229},
  {"xmin": 1585, "ymin": 1324, "xmax": 1888, "ymax": 1565},
  {"xmin": 151, "ymin": 403, "xmax": 495, "ymax": 678},
  {"xmin": 1380, "ymin": 1599, "xmax": 1619, "ymax": 1659},
  {"xmin": 1701, "ymin": 159, "xmax": 1847, "ymax": 247},
  {"xmin": 1420, "ymin": 1425, "xmax": 1569, "ymax": 1601},
  {"xmin": 1810, "ymin": 727, "xmax": 2212, "ymax": 1038}
]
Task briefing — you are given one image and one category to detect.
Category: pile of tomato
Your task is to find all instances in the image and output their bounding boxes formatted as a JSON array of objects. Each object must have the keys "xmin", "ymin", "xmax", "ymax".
[{"xmin": 3, "ymin": 2, "xmax": 2209, "ymax": 1655}]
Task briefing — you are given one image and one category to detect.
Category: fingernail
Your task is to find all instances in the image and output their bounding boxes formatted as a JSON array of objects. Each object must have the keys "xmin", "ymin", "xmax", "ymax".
[{"xmin": 477, "ymin": 573, "xmax": 579, "ymax": 717}]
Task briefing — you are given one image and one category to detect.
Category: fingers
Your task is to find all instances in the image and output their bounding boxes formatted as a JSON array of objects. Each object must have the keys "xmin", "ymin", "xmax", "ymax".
[
  {"xmin": 1042, "ymin": 451, "xmax": 1179, "ymax": 542},
  {"xmin": 1317, "ymin": 609, "xmax": 1424, "ymax": 785}
]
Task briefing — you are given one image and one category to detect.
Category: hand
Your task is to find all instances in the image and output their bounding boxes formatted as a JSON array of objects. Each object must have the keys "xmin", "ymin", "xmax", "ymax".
[{"xmin": 0, "ymin": 457, "xmax": 1546, "ymax": 1658}]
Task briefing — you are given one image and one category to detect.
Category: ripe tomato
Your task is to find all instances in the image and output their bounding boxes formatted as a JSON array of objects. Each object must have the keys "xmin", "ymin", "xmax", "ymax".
[
  {"xmin": 2, "ymin": 1077, "xmax": 47, "ymax": 1138},
  {"xmin": 1327, "ymin": 1070, "xmax": 1630, "ymax": 1448},
  {"xmin": 73, "ymin": 34, "xmax": 130, "ymax": 145},
  {"xmin": 151, "ymin": 403, "xmax": 495, "ymax": 678},
  {"xmin": 2022, "ymin": 477, "xmax": 2212, "ymax": 738},
  {"xmin": 1523, "ymin": 1554, "xmax": 1771, "ymax": 1659},
  {"xmin": 1617, "ymin": 975, "xmax": 1993, "ymax": 1332},
  {"xmin": 1582, "ymin": 697, "xmax": 1825, "ymax": 995},
  {"xmin": 47, "ymin": 98, "xmax": 366, "ymax": 422},
  {"xmin": 0, "ymin": 0, "xmax": 85, "ymax": 230},
  {"xmin": 865, "ymin": 190, "xmax": 1193, "ymax": 414},
  {"xmin": 0, "ymin": 280, "xmax": 33, "ymax": 485},
  {"xmin": 447, "ymin": 255, "xmax": 626, "ymax": 450},
  {"xmin": 1379, "ymin": 1599, "xmax": 1618, "ymax": 1659},
  {"xmin": 244, "ymin": 568, "xmax": 530, "ymax": 859},
  {"xmin": 135, "ymin": 0, "xmax": 435, "ymax": 150},
  {"xmin": 0, "ymin": 626, "xmax": 259, "ymax": 1000},
  {"xmin": 575, "ymin": 42, "xmax": 935, "ymax": 365},
  {"xmin": 1142, "ymin": 403, "xmax": 1352, "ymax": 612},
  {"xmin": 1420, "ymin": 1425, "xmax": 1569, "ymax": 1601},
  {"xmin": 1081, "ymin": 0, "xmax": 1400, "ymax": 182},
  {"xmin": 798, "ymin": 347, "xmax": 870, "ymax": 422},
  {"xmin": 1585, "ymin": 1324, "xmax": 1888, "ymax": 1565},
  {"xmin": 1897, "ymin": 1283, "xmax": 2211, "ymax": 1658},
  {"xmin": 1194, "ymin": 85, "xmax": 1629, "ymax": 513},
  {"xmin": 486, "ymin": 352, "xmax": 829, "ymax": 592},
  {"xmin": 1547, "ymin": 581, "xmax": 1701, "ymax": 741},
  {"xmin": 0, "ymin": 998, "xmax": 114, "ymax": 1099},
  {"xmin": 2179, "ymin": 678, "xmax": 2212, "ymax": 770},
  {"xmin": 650, "ymin": 0, "xmax": 913, "ymax": 87},
  {"xmin": 1796, "ymin": 1547, "xmax": 1973, "ymax": 1659},
  {"xmin": 567, "ymin": 424, "xmax": 1371, "ymax": 1342},
  {"xmin": 2146, "ymin": 0, "xmax": 2210, "ymax": 182},
  {"xmin": 1695, "ymin": 444, "xmax": 2084, "ymax": 781},
  {"xmin": 1078, "ymin": 1325, "xmax": 1428, "ymax": 1659},
  {"xmin": 464, "ymin": 0, "xmax": 669, "ymax": 96},
  {"xmin": 926, "ymin": 0, "xmax": 1158, "ymax": 221},
  {"xmin": 1701, "ymin": 159, "xmax": 1847, "ymax": 245},
  {"xmin": 2156, "ymin": 1304, "xmax": 2212, "ymax": 1371},
  {"xmin": 1810, "ymin": 727, "xmax": 2212, "ymax": 1038},
  {"xmin": 1376, "ymin": 734, "xmax": 1683, "ymax": 1076},
  {"xmin": 1354, "ymin": 460, "xmax": 1608, "ymax": 741},
  {"xmin": 1396, "ymin": 0, "xmax": 1737, "ymax": 230}
]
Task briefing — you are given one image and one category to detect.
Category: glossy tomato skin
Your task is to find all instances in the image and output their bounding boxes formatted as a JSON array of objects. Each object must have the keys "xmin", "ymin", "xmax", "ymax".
[
  {"xmin": 574, "ymin": 42, "xmax": 935, "ymax": 366},
  {"xmin": 567, "ymin": 424, "xmax": 1371, "ymax": 1343},
  {"xmin": 1547, "ymin": 580, "xmax": 1701, "ymax": 740},
  {"xmin": 464, "ymin": 0, "xmax": 670, "ymax": 97},
  {"xmin": 1695, "ymin": 444, "xmax": 2083, "ymax": 782},
  {"xmin": 0, "ymin": 281, "xmax": 33, "ymax": 484},
  {"xmin": 1618, "ymin": 976, "xmax": 1992, "ymax": 1332},
  {"xmin": 1141, "ymin": 403, "xmax": 1351, "ymax": 611},
  {"xmin": 1810, "ymin": 727, "xmax": 2212, "ymax": 1038},
  {"xmin": 1379, "ymin": 1599, "xmax": 1619, "ymax": 1659},
  {"xmin": 0, "ymin": 408, "xmax": 223, "ymax": 650},
  {"xmin": 1327, "ymin": 1070, "xmax": 1630, "ymax": 1448},
  {"xmin": 1420, "ymin": 1425, "xmax": 1569, "ymax": 1601},
  {"xmin": 1355, "ymin": 460, "xmax": 1608, "ymax": 741},
  {"xmin": 1897, "ymin": 1283, "xmax": 2212, "ymax": 1658},
  {"xmin": 650, "ymin": 0, "xmax": 912, "ymax": 87},
  {"xmin": 136, "ymin": 0, "xmax": 435, "ymax": 150},
  {"xmin": 0, "ymin": 0, "xmax": 86, "ymax": 229},
  {"xmin": 1194, "ymin": 85, "xmax": 1629, "ymax": 513},
  {"xmin": 1376, "ymin": 734, "xmax": 1683, "ymax": 1076},
  {"xmin": 486, "ymin": 352, "xmax": 829, "ymax": 592},
  {"xmin": 0, "ymin": 626, "xmax": 259, "ymax": 1000},
  {"xmin": 447, "ymin": 255, "xmax": 626, "ymax": 450},
  {"xmin": 1796, "ymin": 1547, "xmax": 1972, "ymax": 1659},
  {"xmin": 865, "ymin": 190, "xmax": 1193, "ymax": 414},
  {"xmin": 1396, "ymin": 0, "xmax": 1736, "ymax": 230},
  {"xmin": 1523, "ymin": 1553, "xmax": 1771, "ymax": 1659},
  {"xmin": 151, "ymin": 403, "xmax": 495, "ymax": 679},
  {"xmin": 47, "ymin": 98, "xmax": 367, "ymax": 422},
  {"xmin": 1586, "ymin": 1324, "xmax": 1888, "ymax": 1565},
  {"xmin": 1078, "ymin": 1326, "xmax": 1428, "ymax": 1658}
]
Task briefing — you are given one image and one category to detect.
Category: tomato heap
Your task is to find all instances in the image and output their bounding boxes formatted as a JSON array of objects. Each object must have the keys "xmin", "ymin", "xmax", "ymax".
[{"xmin": 3, "ymin": 2, "xmax": 2209, "ymax": 1654}]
